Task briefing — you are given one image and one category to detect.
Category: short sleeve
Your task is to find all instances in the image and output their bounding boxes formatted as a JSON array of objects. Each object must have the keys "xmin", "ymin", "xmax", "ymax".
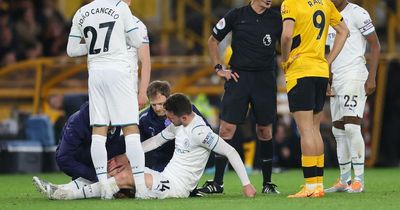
[
  {"xmin": 355, "ymin": 8, "xmax": 375, "ymax": 36},
  {"xmin": 212, "ymin": 9, "xmax": 237, "ymax": 42},
  {"xmin": 281, "ymin": 0, "xmax": 297, "ymax": 22},
  {"xmin": 160, "ymin": 124, "xmax": 176, "ymax": 141},
  {"xmin": 69, "ymin": 10, "xmax": 83, "ymax": 38},
  {"xmin": 133, "ymin": 16, "xmax": 150, "ymax": 44},
  {"xmin": 329, "ymin": 1, "xmax": 343, "ymax": 27},
  {"xmin": 119, "ymin": 2, "xmax": 142, "ymax": 48},
  {"xmin": 192, "ymin": 125, "xmax": 219, "ymax": 151}
]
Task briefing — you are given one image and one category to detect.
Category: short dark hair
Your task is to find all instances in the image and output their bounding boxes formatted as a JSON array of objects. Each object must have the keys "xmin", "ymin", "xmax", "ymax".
[
  {"xmin": 164, "ymin": 93, "xmax": 192, "ymax": 117},
  {"xmin": 146, "ymin": 80, "xmax": 171, "ymax": 98}
]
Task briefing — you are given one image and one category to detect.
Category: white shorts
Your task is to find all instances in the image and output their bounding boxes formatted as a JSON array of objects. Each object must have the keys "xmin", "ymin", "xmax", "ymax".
[
  {"xmin": 330, "ymin": 80, "xmax": 367, "ymax": 122},
  {"xmin": 88, "ymin": 69, "xmax": 138, "ymax": 126},
  {"xmin": 139, "ymin": 168, "xmax": 189, "ymax": 199}
]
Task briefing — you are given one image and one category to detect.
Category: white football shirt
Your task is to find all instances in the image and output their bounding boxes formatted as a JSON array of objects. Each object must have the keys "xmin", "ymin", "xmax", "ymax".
[
  {"xmin": 127, "ymin": 15, "xmax": 149, "ymax": 73},
  {"xmin": 326, "ymin": 3, "xmax": 375, "ymax": 82},
  {"xmin": 159, "ymin": 114, "xmax": 220, "ymax": 193},
  {"xmin": 69, "ymin": 0, "xmax": 142, "ymax": 70}
]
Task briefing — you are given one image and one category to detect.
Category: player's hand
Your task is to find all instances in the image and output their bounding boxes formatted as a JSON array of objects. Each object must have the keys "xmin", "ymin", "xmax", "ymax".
[
  {"xmin": 281, "ymin": 54, "xmax": 300, "ymax": 73},
  {"xmin": 326, "ymin": 82, "xmax": 335, "ymax": 97},
  {"xmin": 217, "ymin": 69, "xmax": 240, "ymax": 82},
  {"xmin": 242, "ymin": 184, "xmax": 256, "ymax": 198},
  {"xmin": 138, "ymin": 93, "xmax": 148, "ymax": 109},
  {"xmin": 364, "ymin": 78, "xmax": 376, "ymax": 96}
]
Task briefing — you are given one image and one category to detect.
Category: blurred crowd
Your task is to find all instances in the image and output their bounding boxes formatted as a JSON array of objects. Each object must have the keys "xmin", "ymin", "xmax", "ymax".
[
  {"xmin": 0, "ymin": 0, "xmax": 68, "ymax": 66},
  {"xmin": 0, "ymin": 0, "xmax": 398, "ymax": 169}
]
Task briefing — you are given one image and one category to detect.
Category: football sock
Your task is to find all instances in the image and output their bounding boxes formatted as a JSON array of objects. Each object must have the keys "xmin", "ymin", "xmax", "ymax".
[
  {"xmin": 302, "ymin": 155, "xmax": 317, "ymax": 190},
  {"xmin": 125, "ymin": 133, "xmax": 147, "ymax": 191},
  {"xmin": 59, "ymin": 177, "xmax": 92, "ymax": 190},
  {"xmin": 74, "ymin": 177, "xmax": 119, "ymax": 199},
  {"xmin": 259, "ymin": 140, "xmax": 273, "ymax": 185},
  {"xmin": 344, "ymin": 124, "xmax": 365, "ymax": 183},
  {"xmin": 91, "ymin": 135, "xmax": 108, "ymax": 183},
  {"xmin": 332, "ymin": 127, "xmax": 352, "ymax": 184},
  {"xmin": 316, "ymin": 154, "xmax": 324, "ymax": 188}
]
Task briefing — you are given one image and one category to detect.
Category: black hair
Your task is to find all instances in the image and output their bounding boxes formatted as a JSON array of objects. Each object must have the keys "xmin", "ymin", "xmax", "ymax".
[
  {"xmin": 164, "ymin": 93, "xmax": 192, "ymax": 117},
  {"xmin": 146, "ymin": 80, "xmax": 171, "ymax": 98}
]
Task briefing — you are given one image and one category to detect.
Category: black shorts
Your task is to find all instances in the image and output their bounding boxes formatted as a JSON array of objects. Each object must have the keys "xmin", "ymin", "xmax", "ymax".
[
  {"xmin": 220, "ymin": 70, "xmax": 276, "ymax": 125},
  {"xmin": 287, "ymin": 77, "xmax": 328, "ymax": 113}
]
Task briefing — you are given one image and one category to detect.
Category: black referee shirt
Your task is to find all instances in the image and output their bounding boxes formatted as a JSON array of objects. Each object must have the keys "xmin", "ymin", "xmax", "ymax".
[{"xmin": 212, "ymin": 4, "xmax": 282, "ymax": 72}]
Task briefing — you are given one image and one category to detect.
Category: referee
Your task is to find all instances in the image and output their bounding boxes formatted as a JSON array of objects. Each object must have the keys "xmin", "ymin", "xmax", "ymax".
[{"xmin": 199, "ymin": 0, "xmax": 281, "ymax": 194}]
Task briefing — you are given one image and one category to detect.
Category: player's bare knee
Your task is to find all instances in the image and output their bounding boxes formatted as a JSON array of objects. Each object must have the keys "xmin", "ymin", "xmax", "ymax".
[
  {"xmin": 92, "ymin": 126, "xmax": 108, "ymax": 136},
  {"xmin": 219, "ymin": 124, "xmax": 236, "ymax": 140},
  {"xmin": 256, "ymin": 125, "xmax": 272, "ymax": 140},
  {"xmin": 122, "ymin": 124, "xmax": 139, "ymax": 135}
]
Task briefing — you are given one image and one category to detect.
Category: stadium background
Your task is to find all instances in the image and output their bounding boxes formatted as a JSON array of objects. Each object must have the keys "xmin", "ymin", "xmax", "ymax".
[{"xmin": 0, "ymin": 0, "xmax": 399, "ymax": 175}]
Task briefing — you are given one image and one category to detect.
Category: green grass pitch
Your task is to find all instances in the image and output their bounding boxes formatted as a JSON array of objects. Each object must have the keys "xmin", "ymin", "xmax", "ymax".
[{"xmin": 1, "ymin": 168, "xmax": 399, "ymax": 210}]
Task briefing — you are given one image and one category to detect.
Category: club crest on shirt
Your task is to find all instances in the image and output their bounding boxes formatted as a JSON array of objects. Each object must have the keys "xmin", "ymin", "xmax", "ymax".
[
  {"xmin": 263, "ymin": 34, "xmax": 272, "ymax": 46},
  {"xmin": 184, "ymin": 138, "xmax": 190, "ymax": 149},
  {"xmin": 202, "ymin": 132, "xmax": 214, "ymax": 147},
  {"xmin": 216, "ymin": 18, "xmax": 226, "ymax": 30}
]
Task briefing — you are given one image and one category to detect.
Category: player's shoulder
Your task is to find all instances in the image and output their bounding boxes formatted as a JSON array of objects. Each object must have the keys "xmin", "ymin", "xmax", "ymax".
[
  {"xmin": 347, "ymin": 3, "xmax": 370, "ymax": 16},
  {"xmin": 132, "ymin": 15, "xmax": 147, "ymax": 29},
  {"xmin": 190, "ymin": 116, "xmax": 210, "ymax": 134},
  {"xmin": 139, "ymin": 107, "xmax": 151, "ymax": 121}
]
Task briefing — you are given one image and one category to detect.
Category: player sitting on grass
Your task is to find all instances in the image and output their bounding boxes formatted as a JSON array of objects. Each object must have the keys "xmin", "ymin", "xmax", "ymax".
[
  {"xmin": 35, "ymin": 94, "xmax": 256, "ymax": 199},
  {"xmin": 33, "ymin": 101, "xmax": 136, "ymax": 198}
]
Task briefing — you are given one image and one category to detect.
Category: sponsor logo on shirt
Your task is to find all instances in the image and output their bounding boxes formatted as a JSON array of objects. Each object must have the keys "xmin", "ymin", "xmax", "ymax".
[
  {"xmin": 175, "ymin": 148, "xmax": 190, "ymax": 154},
  {"xmin": 202, "ymin": 132, "xmax": 214, "ymax": 147},
  {"xmin": 216, "ymin": 18, "xmax": 226, "ymax": 30},
  {"xmin": 263, "ymin": 34, "xmax": 272, "ymax": 46}
]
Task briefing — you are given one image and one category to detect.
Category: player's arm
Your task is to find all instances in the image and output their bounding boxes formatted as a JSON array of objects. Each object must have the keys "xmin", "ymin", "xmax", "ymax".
[
  {"xmin": 209, "ymin": 9, "xmax": 239, "ymax": 81},
  {"xmin": 326, "ymin": 2, "xmax": 349, "ymax": 65},
  {"xmin": 357, "ymin": 8, "xmax": 382, "ymax": 96},
  {"xmin": 326, "ymin": 21, "xmax": 349, "ymax": 65},
  {"xmin": 141, "ymin": 124, "xmax": 175, "ymax": 152},
  {"xmin": 280, "ymin": 1, "xmax": 298, "ymax": 72},
  {"xmin": 280, "ymin": 19, "xmax": 294, "ymax": 64},
  {"xmin": 194, "ymin": 127, "xmax": 256, "ymax": 197},
  {"xmin": 208, "ymin": 35, "xmax": 222, "ymax": 70},
  {"xmin": 66, "ymin": 11, "xmax": 88, "ymax": 57},
  {"xmin": 137, "ymin": 23, "xmax": 151, "ymax": 109},
  {"xmin": 364, "ymin": 32, "xmax": 381, "ymax": 95}
]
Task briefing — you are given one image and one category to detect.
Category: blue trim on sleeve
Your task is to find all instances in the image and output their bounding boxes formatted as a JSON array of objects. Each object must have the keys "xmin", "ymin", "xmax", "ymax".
[
  {"xmin": 126, "ymin": 27, "xmax": 139, "ymax": 33},
  {"xmin": 161, "ymin": 131, "xmax": 174, "ymax": 141},
  {"xmin": 116, "ymin": 0, "xmax": 122, "ymax": 6},
  {"xmin": 69, "ymin": 35, "xmax": 81, "ymax": 38},
  {"xmin": 191, "ymin": 125, "xmax": 207, "ymax": 133}
]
